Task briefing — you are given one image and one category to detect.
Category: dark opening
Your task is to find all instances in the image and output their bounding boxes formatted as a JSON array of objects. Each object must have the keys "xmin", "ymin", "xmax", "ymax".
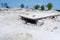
[{"xmin": 21, "ymin": 17, "xmax": 38, "ymax": 24}]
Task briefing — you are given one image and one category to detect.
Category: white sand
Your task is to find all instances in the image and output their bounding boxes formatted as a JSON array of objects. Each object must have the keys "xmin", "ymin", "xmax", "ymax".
[{"xmin": 0, "ymin": 9, "xmax": 60, "ymax": 40}]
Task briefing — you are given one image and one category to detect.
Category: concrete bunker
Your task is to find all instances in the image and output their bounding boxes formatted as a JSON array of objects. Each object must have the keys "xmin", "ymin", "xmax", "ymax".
[{"xmin": 21, "ymin": 17, "xmax": 38, "ymax": 24}]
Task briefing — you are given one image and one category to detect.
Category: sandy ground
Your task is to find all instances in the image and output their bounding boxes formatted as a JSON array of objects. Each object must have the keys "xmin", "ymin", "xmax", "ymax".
[{"xmin": 0, "ymin": 11, "xmax": 60, "ymax": 40}]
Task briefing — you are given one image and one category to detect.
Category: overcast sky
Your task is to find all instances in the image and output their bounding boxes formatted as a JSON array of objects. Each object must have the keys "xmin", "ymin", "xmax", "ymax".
[{"xmin": 0, "ymin": 0, "xmax": 60, "ymax": 10}]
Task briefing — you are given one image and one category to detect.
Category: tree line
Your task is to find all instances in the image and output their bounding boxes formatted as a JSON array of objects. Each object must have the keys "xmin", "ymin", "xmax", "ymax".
[
  {"xmin": 1, "ymin": 3, "xmax": 53, "ymax": 10},
  {"xmin": 16, "ymin": 3, "xmax": 53, "ymax": 11}
]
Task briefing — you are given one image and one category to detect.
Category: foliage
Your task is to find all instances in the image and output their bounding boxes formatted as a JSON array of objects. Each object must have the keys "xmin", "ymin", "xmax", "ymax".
[
  {"xmin": 20, "ymin": 4, "xmax": 24, "ymax": 8},
  {"xmin": 1, "ymin": 3, "xmax": 10, "ymax": 8},
  {"xmin": 34, "ymin": 5, "xmax": 40, "ymax": 9},
  {"xmin": 40, "ymin": 5, "xmax": 45, "ymax": 11},
  {"xmin": 56, "ymin": 10, "xmax": 60, "ymax": 12},
  {"xmin": 46, "ymin": 3, "xmax": 53, "ymax": 10}
]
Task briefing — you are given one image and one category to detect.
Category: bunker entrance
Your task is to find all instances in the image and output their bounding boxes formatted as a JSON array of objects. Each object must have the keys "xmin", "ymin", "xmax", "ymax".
[{"xmin": 21, "ymin": 17, "xmax": 38, "ymax": 24}]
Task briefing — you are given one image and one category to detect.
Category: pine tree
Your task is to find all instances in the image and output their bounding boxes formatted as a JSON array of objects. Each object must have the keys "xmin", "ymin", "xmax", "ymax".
[{"xmin": 20, "ymin": 4, "xmax": 24, "ymax": 8}]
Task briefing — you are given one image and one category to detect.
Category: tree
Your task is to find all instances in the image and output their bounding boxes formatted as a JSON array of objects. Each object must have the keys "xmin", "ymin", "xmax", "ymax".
[
  {"xmin": 34, "ymin": 5, "xmax": 40, "ymax": 9},
  {"xmin": 1, "ymin": 3, "xmax": 10, "ymax": 8},
  {"xmin": 46, "ymin": 3, "xmax": 53, "ymax": 10},
  {"xmin": 4, "ymin": 3, "xmax": 10, "ymax": 8},
  {"xmin": 1, "ymin": 3, "xmax": 4, "ymax": 8},
  {"xmin": 20, "ymin": 4, "xmax": 24, "ymax": 8},
  {"xmin": 40, "ymin": 5, "xmax": 45, "ymax": 11},
  {"xmin": 56, "ymin": 10, "xmax": 60, "ymax": 12}
]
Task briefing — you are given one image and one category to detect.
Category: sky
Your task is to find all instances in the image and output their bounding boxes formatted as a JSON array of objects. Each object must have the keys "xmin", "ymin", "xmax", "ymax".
[{"xmin": 0, "ymin": 0, "xmax": 60, "ymax": 10}]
